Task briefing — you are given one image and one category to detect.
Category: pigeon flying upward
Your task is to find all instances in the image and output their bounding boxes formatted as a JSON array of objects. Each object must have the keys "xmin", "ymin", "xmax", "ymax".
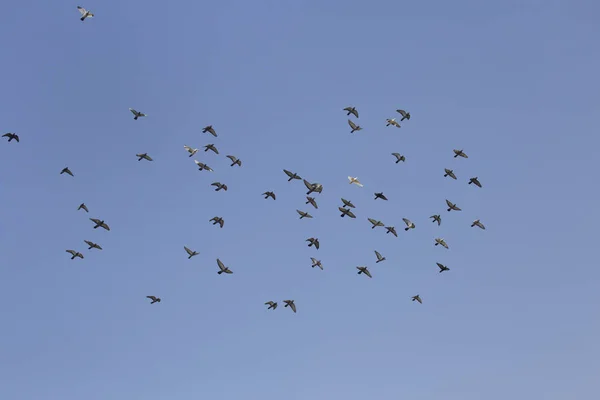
[
  {"xmin": 78, "ymin": 203, "xmax": 89, "ymax": 212},
  {"xmin": 77, "ymin": 6, "xmax": 94, "ymax": 21},
  {"xmin": 283, "ymin": 169, "xmax": 302, "ymax": 181},
  {"xmin": 66, "ymin": 249, "xmax": 84, "ymax": 259},
  {"xmin": 343, "ymin": 106, "xmax": 359, "ymax": 118},
  {"xmin": 304, "ymin": 180, "xmax": 323, "ymax": 195},
  {"xmin": 129, "ymin": 108, "xmax": 146, "ymax": 120},
  {"xmin": 437, "ymin": 263, "xmax": 450, "ymax": 273},
  {"xmin": 430, "ymin": 214, "xmax": 441, "ymax": 226},
  {"xmin": 306, "ymin": 237, "xmax": 320, "ymax": 249},
  {"xmin": 392, "ymin": 153, "xmax": 405, "ymax": 163},
  {"xmin": 453, "ymin": 149, "xmax": 468, "ymax": 158},
  {"xmin": 183, "ymin": 145, "xmax": 198, "ymax": 157},
  {"xmin": 341, "ymin": 198, "xmax": 355, "ymax": 208},
  {"xmin": 444, "ymin": 168, "xmax": 457, "ymax": 179},
  {"xmin": 356, "ymin": 266, "xmax": 372, "ymax": 278},
  {"xmin": 348, "ymin": 119, "xmax": 362, "ymax": 133},
  {"xmin": 84, "ymin": 240, "xmax": 102, "ymax": 250},
  {"xmin": 386, "ymin": 118, "xmax": 401, "ymax": 128},
  {"xmin": 348, "ymin": 176, "xmax": 363, "ymax": 187},
  {"xmin": 374, "ymin": 192, "xmax": 388, "ymax": 201},
  {"xmin": 184, "ymin": 246, "xmax": 199, "ymax": 259},
  {"xmin": 469, "ymin": 177, "xmax": 482, "ymax": 188},
  {"xmin": 339, "ymin": 207, "xmax": 356, "ymax": 218},
  {"xmin": 89, "ymin": 218, "xmax": 110, "ymax": 231},
  {"xmin": 202, "ymin": 125, "xmax": 217, "ymax": 137},
  {"xmin": 306, "ymin": 196, "xmax": 318, "ymax": 209},
  {"xmin": 204, "ymin": 144, "xmax": 219, "ymax": 154},
  {"xmin": 446, "ymin": 199, "xmax": 461, "ymax": 212},
  {"xmin": 297, "ymin": 210, "xmax": 313, "ymax": 219},
  {"xmin": 210, "ymin": 216, "xmax": 224, "ymax": 228},
  {"xmin": 263, "ymin": 191, "xmax": 276, "ymax": 200},
  {"xmin": 368, "ymin": 218, "xmax": 384, "ymax": 229},
  {"xmin": 396, "ymin": 109, "xmax": 411, "ymax": 121},
  {"xmin": 471, "ymin": 219, "xmax": 486, "ymax": 230},
  {"xmin": 211, "ymin": 182, "xmax": 228, "ymax": 191},
  {"xmin": 146, "ymin": 295, "xmax": 161, "ymax": 304},
  {"xmin": 60, "ymin": 167, "xmax": 74, "ymax": 176},
  {"xmin": 402, "ymin": 218, "xmax": 415, "ymax": 231},
  {"xmin": 216, "ymin": 258, "xmax": 233, "ymax": 274},
  {"xmin": 136, "ymin": 153, "xmax": 153, "ymax": 161},
  {"xmin": 227, "ymin": 155, "xmax": 242, "ymax": 167},
  {"xmin": 311, "ymin": 257, "xmax": 323, "ymax": 270},
  {"xmin": 374, "ymin": 250, "xmax": 386, "ymax": 263},
  {"xmin": 385, "ymin": 226, "xmax": 398, "ymax": 237},
  {"xmin": 435, "ymin": 238, "xmax": 449, "ymax": 249},
  {"xmin": 411, "ymin": 295, "xmax": 422, "ymax": 304},
  {"xmin": 265, "ymin": 301, "xmax": 278, "ymax": 310},
  {"xmin": 283, "ymin": 300, "xmax": 296, "ymax": 313},
  {"xmin": 194, "ymin": 160, "xmax": 214, "ymax": 171},
  {"xmin": 2, "ymin": 133, "xmax": 19, "ymax": 142}
]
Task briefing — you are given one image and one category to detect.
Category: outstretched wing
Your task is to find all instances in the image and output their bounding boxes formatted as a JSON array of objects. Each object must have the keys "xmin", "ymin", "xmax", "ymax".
[
  {"xmin": 348, "ymin": 119, "xmax": 358, "ymax": 129},
  {"xmin": 77, "ymin": 6, "xmax": 87, "ymax": 15},
  {"xmin": 217, "ymin": 258, "xmax": 225, "ymax": 270}
]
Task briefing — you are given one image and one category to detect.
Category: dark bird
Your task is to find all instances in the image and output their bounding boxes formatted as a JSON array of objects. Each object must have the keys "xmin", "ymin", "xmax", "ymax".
[
  {"xmin": 411, "ymin": 295, "xmax": 422, "ymax": 304},
  {"xmin": 437, "ymin": 263, "xmax": 450, "ymax": 273},
  {"xmin": 84, "ymin": 240, "xmax": 102, "ymax": 250},
  {"xmin": 184, "ymin": 246, "xmax": 199, "ymax": 259},
  {"xmin": 78, "ymin": 203, "xmax": 89, "ymax": 213},
  {"xmin": 283, "ymin": 300, "xmax": 296, "ymax": 313},
  {"xmin": 430, "ymin": 214, "xmax": 441, "ymax": 226},
  {"xmin": 304, "ymin": 180, "xmax": 323, "ymax": 195},
  {"xmin": 306, "ymin": 237, "xmax": 320, "ymax": 249},
  {"xmin": 263, "ymin": 191, "xmax": 276, "ymax": 200},
  {"xmin": 216, "ymin": 258, "xmax": 233, "ymax": 274},
  {"xmin": 374, "ymin": 192, "xmax": 388, "ymax": 201},
  {"xmin": 368, "ymin": 218, "xmax": 384, "ymax": 229},
  {"xmin": 348, "ymin": 119, "xmax": 362, "ymax": 133},
  {"xmin": 453, "ymin": 149, "xmax": 468, "ymax": 158},
  {"xmin": 66, "ymin": 249, "xmax": 84, "ymax": 259},
  {"xmin": 396, "ymin": 109, "xmax": 411, "ymax": 121},
  {"xmin": 356, "ymin": 266, "xmax": 372, "ymax": 278},
  {"xmin": 402, "ymin": 218, "xmax": 415, "ymax": 231},
  {"xmin": 129, "ymin": 108, "xmax": 146, "ymax": 120},
  {"xmin": 341, "ymin": 198, "xmax": 355, "ymax": 208},
  {"xmin": 89, "ymin": 218, "xmax": 110, "ymax": 231},
  {"xmin": 471, "ymin": 219, "xmax": 486, "ymax": 230},
  {"xmin": 2, "ymin": 133, "xmax": 19, "ymax": 142},
  {"xmin": 283, "ymin": 169, "xmax": 302, "ymax": 181},
  {"xmin": 386, "ymin": 118, "xmax": 401, "ymax": 128},
  {"xmin": 374, "ymin": 250, "xmax": 386, "ymax": 263},
  {"xmin": 446, "ymin": 199, "xmax": 461, "ymax": 212},
  {"xmin": 227, "ymin": 155, "xmax": 242, "ymax": 167},
  {"xmin": 136, "ymin": 153, "xmax": 153, "ymax": 161},
  {"xmin": 265, "ymin": 301, "xmax": 278, "ymax": 310},
  {"xmin": 210, "ymin": 216, "xmax": 224, "ymax": 228},
  {"xmin": 339, "ymin": 207, "xmax": 356, "ymax": 218},
  {"xmin": 203, "ymin": 125, "xmax": 217, "ymax": 137},
  {"xmin": 211, "ymin": 182, "xmax": 228, "ymax": 191},
  {"xmin": 469, "ymin": 177, "xmax": 482, "ymax": 188},
  {"xmin": 343, "ymin": 106, "xmax": 359, "ymax": 118},
  {"xmin": 385, "ymin": 226, "xmax": 398, "ymax": 237},
  {"xmin": 60, "ymin": 167, "xmax": 74, "ymax": 177},
  {"xmin": 444, "ymin": 168, "xmax": 457, "ymax": 179},
  {"xmin": 194, "ymin": 160, "xmax": 214, "ymax": 171},
  {"xmin": 296, "ymin": 210, "xmax": 313, "ymax": 219},
  {"xmin": 146, "ymin": 295, "xmax": 161, "ymax": 304},
  {"xmin": 435, "ymin": 238, "xmax": 449, "ymax": 249},
  {"xmin": 392, "ymin": 153, "xmax": 405, "ymax": 163},
  {"xmin": 311, "ymin": 257, "xmax": 323, "ymax": 270},
  {"xmin": 306, "ymin": 196, "xmax": 318, "ymax": 209},
  {"xmin": 204, "ymin": 144, "xmax": 219, "ymax": 154}
]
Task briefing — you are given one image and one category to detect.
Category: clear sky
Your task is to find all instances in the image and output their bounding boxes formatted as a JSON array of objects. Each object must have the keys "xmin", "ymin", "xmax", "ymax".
[{"xmin": 1, "ymin": 1, "xmax": 599, "ymax": 399}]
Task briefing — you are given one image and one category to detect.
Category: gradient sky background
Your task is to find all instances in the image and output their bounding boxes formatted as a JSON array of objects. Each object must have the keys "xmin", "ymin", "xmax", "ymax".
[{"xmin": 1, "ymin": 1, "xmax": 599, "ymax": 399}]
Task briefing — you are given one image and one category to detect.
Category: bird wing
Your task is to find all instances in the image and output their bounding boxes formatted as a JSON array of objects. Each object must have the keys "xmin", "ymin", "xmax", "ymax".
[
  {"xmin": 77, "ymin": 6, "xmax": 87, "ymax": 15},
  {"xmin": 396, "ymin": 109, "xmax": 407, "ymax": 117},
  {"xmin": 66, "ymin": 250, "xmax": 76, "ymax": 256},
  {"xmin": 445, "ymin": 199, "xmax": 453, "ymax": 207},
  {"xmin": 184, "ymin": 145, "xmax": 192, "ymax": 152},
  {"xmin": 145, "ymin": 155, "xmax": 153, "ymax": 161},
  {"xmin": 402, "ymin": 218, "xmax": 411, "ymax": 226},
  {"xmin": 129, "ymin": 108, "xmax": 138, "ymax": 115},
  {"xmin": 375, "ymin": 251, "xmax": 382, "ymax": 259},
  {"xmin": 184, "ymin": 246, "xmax": 193, "ymax": 255},
  {"xmin": 217, "ymin": 259, "xmax": 225, "ymax": 270},
  {"xmin": 347, "ymin": 210, "xmax": 356, "ymax": 218},
  {"xmin": 284, "ymin": 169, "xmax": 293, "ymax": 177},
  {"xmin": 226, "ymin": 155, "xmax": 236, "ymax": 162},
  {"xmin": 303, "ymin": 179, "xmax": 313, "ymax": 190},
  {"xmin": 147, "ymin": 296, "xmax": 157, "ymax": 301},
  {"xmin": 101, "ymin": 222, "xmax": 110, "ymax": 230},
  {"xmin": 348, "ymin": 120, "xmax": 358, "ymax": 129},
  {"xmin": 416, "ymin": 297, "xmax": 422, "ymax": 303},
  {"xmin": 364, "ymin": 268, "xmax": 372, "ymax": 278},
  {"xmin": 368, "ymin": 218, "xmax": 377, "ymax": 225},
  {"xmin": 289, "ymin": 302, "xmax": 297, "ymax": 313},
  {"xmin": 90, "ymin": 218, "xmax": 101, "ymax": 224}
]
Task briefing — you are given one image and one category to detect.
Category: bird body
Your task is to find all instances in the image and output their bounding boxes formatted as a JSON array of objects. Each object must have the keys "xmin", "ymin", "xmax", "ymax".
[
  {"xmin": 283, "ymin": 300, "xmax": 296, "ymax": 313},
  {"xmin": 66, "ymin": 249, "xmax": 84, "ymax": 259},
  {"xmin": 217, "ymin": 258, "xmax": 233, "ymax": 274},
  {"xmin": 392, "ymin": 153, "xmax": 405, "ymax": 163},
  {"xmin": 437, "ymin": 263, "xmax": 450, "ymax": 273},
  {"xmin": 444, "ymin": 168, "xmax": 457, "ymax": 179},
  {"xmin": 348, "ymin": 119, "xmax": 362, "ymax": 133},
  {"xmin": 402, "ymin": 218, "xmax": 415, "ymax": 231},
  {"xmin": 445, "ymin": 199, "xmax": 461, "ymax": 212},
  {"xmin": 368, "ymin": 218, "xmax": 384, "ymax": 229},
  {"xmin": 412, "ymin": 295, "xmax": 422, "ymax": 304},
  {"xmin": 203, "ymin": 125, "xmax": 217, "ymax": 137},
  {"xmin": 435, "ymin": 238, "xmax": 449, "ymax": 249},
  {"xmin": 265, "ymin": 301, "xmax": 278, "ymax": 310},
  {"xmin": 194, "ymin": 160, "xmax": 214, "ymax": 171},
  {"xmin": 311, "ymin": 257, "xmax": 323, "ymax": 270},
  {"xmin": 339, "ymin": 207, "xmax": 356, "ymax": 218},
  {"xmin": 211, "ymin": 182, "xmax": 228, "ymax": 191},
  {"xmin": 147, "ymin": 295, "xmax": 161, "ymax": 304},
  {"xmin": 430, "ymin": 215, "xmax": 441, "ymax": 226},
  {"xmin": 184, "ymin": 145, "xmax": 198, "ymax": 157},
  {"xmin": 348, "ymin": 176, "xmax": 363, "ymax": 187},
  {"xmin": 374, "ymin": 250, "xmax": 386, "ymax": 263},
  {"xmin": 227, "ymin": 155, "xmax": 242, "ymax": 167},
  {"xmin": 90, "ymin": 218, "xmax": 110, "ymax": 231},
  {"xmin": 396, "ymin": 109, "xmax": 411, "ymax": 121},
  {"xmin": 210, "ymin": 216, "xmax": 224, "ymax": 228},
  {"xmin": 306, "ymin": 237, "xmax": 320, "ymax": 249},
  {"xmin": 204, "ymin": 144, "xmax": 219, "ymax": 154},
  {"xmin": 60, "ymin": 167, "xmax": 74, "ymax": 177},
  {"xmin": 356, "ymin": 266, "xmax": 372, "ymax": 278},
  {"xmin": 385, "ymin": 226, "xmax": 398, "ymax": 237},
  {"xmin": 129, "ymin": 108, "xmax": 146, "ymax": 120},
  {"xmin": 84, "ymin": 240, "xmax": 102, "ymax": 250},
  {"xmin": 136, "ymin": 153, "xmax": 153, "ymax": 161},
  {"xmin": 386, "ymin": 118, "xmax": 401, "ymax": 128},
  {"xmin": 283, "ymin": 169, "xmax": 302, "ymax": 181},
  {"xmin": 184, "ymin": 246, "xmax": 199, "ymax": 259},
  {"xmin": 469, "ymin": 177, "xmax": 482, "ymax": 188},
  {"xmin": 296, "ymin": 210, "xmax": 313, "ymax": 219},
  {"xmin": 343, "ymin": 106, "xmax": 359, "ymax": 118},
  {"xmin": 77, "ymin": 6, "xmax": 94, "ymax": 21},
  {"xmin": 453, "ymin": 149, "xmax": 468, "ymax": 158},
  {"xmin": 306, "ymin": 196, "xmax": 318, "ymax": 209},
  {"xmin": 374, "ymin": 192, "xmax": 388, "ymax": 201},
  {"xmin": 2, "ymin": 133, "xmax": 19, "ymax": 142},
  {"xmin": 78, "ymin": 203, "xmax": 89, "ymax": 212},
  {"xmin": 263, "ymin": 191, "xmax": 276, "ymax": 200},
  {"xmin": 471, "ymin": 219, "xmax": 486, "ymax": 229}
]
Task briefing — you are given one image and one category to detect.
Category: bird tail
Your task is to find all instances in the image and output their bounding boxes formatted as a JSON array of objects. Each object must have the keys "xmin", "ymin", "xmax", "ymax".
[
  {"xmin": 340, "ymin": 214, "xmax": 345, "ymax": 217},
  {"xmin": 134, "ymin": 116, "xmax": 138, "ymax": 120},
  {"xmin": 443, "ymin": 174, "xmax": 448, "ymax": 177},
  {"xmin": 71, "ymin": 255, "xmax": 76, "ymax": 259},
  {"xmin": 88, "ymin": 246, "xmax": 92, "ymax": 250},
  {"xmin": 80, "ymin": 16, "xmax": 85, "ymax": 21},
  {"xmin": 468, "ymin": 181, "xmax": 472, "ymax": 184},
  {"xmin": 218, "ymin": 271, "xmax": 223, "ymax": 274},
  {"xmin": 288, "ymin": 177, "xmax": 293, "ymax": 181},
  {"xmin": 405, "ymin": 227, "xmax": 409, "ymax": 231},
  {"xmin": 447, "ymin": 208, "xmax": 451, "ymax": 212}
]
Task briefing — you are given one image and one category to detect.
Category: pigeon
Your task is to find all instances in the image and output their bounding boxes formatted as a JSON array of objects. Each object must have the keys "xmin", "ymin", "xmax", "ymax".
[
  {"xmin": 444, "ymin": 168, "xmax": 457, "ymax": 179},
  {"xmin": 392, "ymin": 153, "xmax": 405, "ymax": 163},
  {"xmin": 356, "ymin": 266, "xmax": 372, "ymax": 278},
  {"xmin": 435, "ymin": 238, "xmax": 449, "ymax": 249},
  {"xmin": 296, "ymin": 210, "xmax": 313, "ymax": 219},
  {"xmin": 183, "ymin": 145, "xmax": 198, "ymax": 157},
  {"xmin": 194, "ymin": 160, "xmax": 214, "ymax": 171},
  {"xmin": 471, "ymin": 219, "xmax": 486, "ymax": 230},
  {"xmin": 211, "ymin": 182, "xmax": 228, "ymax": 191},
  {"xmin": 283, "ymin": 300, "xmax": 296, "ymax": 313},
  {"xmin": 374, "ymin": 192, "xmax": 388, "ymax": 201},
  {"xmin": 411, "ymin": 295, "xmax": 422, "ymax": 304},
  {"xmin": 227, "ymin": 155, "xmax": 242, "ymax": 167},
  {"xmin": 311, "ymin": 257, "xmax": 323, "ymax": 270},
  {"xmin": 368, "ymin": 218, "xmax": 384, "ymax": 229},
  {"xmin": 437, "ymin": 263, "xmax": 450, "ymax": 273},
  {"xmin": 446, "ymin": 199, "xmax": 461, "ymax": 212},
  {"xmin": 89, "ymin": 218, "xmax": 110, "ymax": 231},
  {"xmin": 306, "ymin": 237, "xmax": 320, "ymax": 249},
  {"xmin": 306, "ymin": 197, "xmax": 318, "ymax": 209},
  {"xmin": 430, "ymin": 215, "xmax": 441, "ymax": 226},
  {"xmin": 129, "ymin": 108, "xmax": 146, "ymax": 120},
  {"xmin": 348, "ymin": 119, "xmax": 362, "ymax": 133},
  {"xmin": 453, "ymin": 149, "xmax": 468, "ymax": 158},
  {"xmin": 348, "ymin": 176, "xmax": 363, "ymax": 187},
  {"xmin": 339, "ymin": 207, "xmax": 356, "ymax": 218},
  {"xmin": 283, "ymin": 169, "xmax": 302, "ymax": 181},
  {"xmin": 265, "ymin": 301, "xmax": 278, "ymax": 310},
  {"xmin": 396, "ymin": 109, "xmax": 411, "ymax": 121},
  {"xmin": 2, "ymin": 133, "xmax": 19, "ymax": 142},
  {"xmin": 136, "ymin": 153, "xmax": 153, "ymax": 161},
  {"xmin": 210, "ymin": 216, "xmax": 224, "ymax": 228},
  {"xmin": 146, "ymin": 295, "xmax": 161, "ymax": 304},
  {"xmin": 402, "ymin": 218, "xmax": 415, "ymax": 231},
  {"xmin": 386, "ymin": 118, "xmax": 401, "ymax": 128},
  {"xmin": 216, "ymin": 258, "xmax": 233, "ymax": 274},
  {"xmin": 374, "ymin": 250, "xmax": 386, "ymax": 263},
  {"xmin": 77, "ymin": 6, "xmax": 94, "ymax": 21},
  {"xmin": 66, "ymin": 249, "xmax": 84, "ymax": 259},
  {"xmin": 202, "ymin": 125, "xmax": 217, "ymax": 137},
  {"xmin": 84, "ymin": 240, "xmax": 102, "ymax": 250},
  {"xmin": 304, "ymin": 180, "xmax": 323, "ymax": 195},
  {"xmin": 204, "ymin": 144, "xmax": 219, "ymax": 154},
  {"xmin": 60, "ymin": 167, "xmax": 74, "ymax": 177},
  {"xmin": 78, "ymin": 203, "xmax": 89, "ymax": 212},
  {"xmin": 343, "ymin": 106, "xmax": 359, "ymax": 118},
  {"xmin": 469, "ymin": 177, "xmax": 482, "ymax": 188},
  {"xmin": 263, "ymin": 191, "xmax": 276, "ymax": 200},
  {"xmin": 341, "ymin": 198, "xmax": 355, "ymax": 208},
  {"xmin": 385, "ymin": 226, "xmax": 398, "ymax": 237},
  {"xmin": 184, "ymin": 246, "xmax": 199, "ymax": 259}
]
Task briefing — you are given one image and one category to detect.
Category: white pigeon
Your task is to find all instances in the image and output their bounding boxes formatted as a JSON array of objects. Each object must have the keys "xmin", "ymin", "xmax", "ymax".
[
  {"xmin": 183, "ymin": 145, "xmax": 198, "ymax": 157},
  {"xmin": 77, "ymin": 6, "xmax": 94, "ymax": 21},
  {"xmin": 348, "ymin": 176, "xmax": 363, "ymax": 187}
]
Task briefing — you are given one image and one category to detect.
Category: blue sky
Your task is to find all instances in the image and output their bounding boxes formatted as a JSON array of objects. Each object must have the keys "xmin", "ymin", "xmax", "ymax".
[{"xmin": 1, "ymin": 1, "xmax": 599, "ymax": 399}]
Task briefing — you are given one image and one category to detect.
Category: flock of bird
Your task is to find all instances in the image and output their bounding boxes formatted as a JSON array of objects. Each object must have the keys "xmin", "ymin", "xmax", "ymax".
[{"xmin": 2, "ymin": 6, "xmax": 486, "ymax": 312}]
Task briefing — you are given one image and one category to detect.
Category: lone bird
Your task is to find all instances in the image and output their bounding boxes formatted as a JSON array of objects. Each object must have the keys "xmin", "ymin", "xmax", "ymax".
[
  {"xmin": 343, "ymin": 106, "xmax": 359, "ymax": 118},
  {"xmin": 430, "ymin": 215, "xmax": 441, "ymax": 226},
  {"xmin": 202, "ymin": 125, "xmax": 217, "ymax": 137},
  {"xmin": 396, "ymin": 109, "xmax": 411, "ymax": 121},
  {"xmin": 183, "ymin": 145, "xmax": 198, "ymax": 157},
  {"xmin": 402, "ymin": 218, "xmax": 415, "ymax": 231},
  {"xmin": 296, "ymin": 210, "xmax": 313, "ymax": 219},
  {"xmin": 471, "ymin": 219, "xmax": 486, "ymax": 230},
  {"xmin": 392, "ymin": 153, "xmax": 405, "ymax": 163},
  {"xmin": 306, "ymin": 237, "xmax": 320, "ymax": 249},
  {"xmin": 216, "ymin": 258, "xmax": 233, "ymax": 274},
  {"xmin": 347, "ymin": 176, "xmax": 363, "ymax": 187},
  {"xmin": 444, "ymin": 168, "xmax": 457, "ymax": 180},
  {"xmin": 60, "ymin": 167, "xmax": 74, "ymax": 177},
  {"xmin": 356, "ymin": 266, "xmax": 372, "ymax": 278},
  {"xmin": 129, "ymin": 108, "xmax": 146, "ymax": 120},
  {"xmin": 348, "ymin": 119, "xmax": 362, "ymax": 133},
  {"xmin": 446, "ymin": 199, "xmax": 461, "ymax": 212},
  {"xmin": 341, "ymin": 198, "xmax": 355, "ymax": 208},
  {"xmin": 194, "ymin": 160, "xmax": 214, "ymax": 171},
  {"xmin": 374, "ymin": 250, "xmax": 386, "ymax": 263},
  {"xmin": 136, "ymin": 153, "xmax": 153, "ymax": 162},
  {"xmin": 385, "ymin": 226, "xmax": 398, "ymax": 237},
  {"xmin": 306, "ymin": 196, "xmax": 318, "ymax": 209},
  {"xmin": 204, "ymin": 144, "xmax": 219, "ymax": 154},
  {"xmin": 227, "ymin": 155, "xmax": 242, "ymax": 167},
  {"xmin": 66, "ymin": 249, "xmax": 84, "ymax": 260},
  {"xmin": 89, "ymin": 218, "xmax": 110, "ymax": 231},
  {"xmin": 211, "ymin": 182, "xmax": 228, "ymax": 191},
  {"xmin": 78, "ymin": 203, "xmax": 89, "ymax": 213},
  {"xmin": 184, "ymin": 246, "xmax": 199, "ymax": 259},
  {"xmin": 339, "ymin": 207, "xmax": 356, "ymax": 218},
  {"xmin": 146, "ymin": 295, "xmax": 161, "ymax": 304},
  {"xmin": 368, "ymin": 218, "xmax": 384, "ymax": 229},
  {"xmin": 435, "ymin": 238, "xmax": 449, "ymax": 249},
  {"xmin": 311, "ymin": 257, "xmax": 323, "ymax": 270},
  {"xmin": 283, "ymin": 169, "xmax": 302, "ymax": 181},
  {"xmin": 84, "ymin": 240, "xmax": 102, "ymax": 250},
  {"xmin": 374, "ymin": 192, "xmax": 388, "ymax": 201},
  {"xmin": 265, "ymin": 301, "xmax": 278, "ymax": 310},
  {"xmin": 304, "ymin": 180, "xmax": 323, "ymax": 195},
  {"xmin": 77, "ymin": 6, "xmax": 94, "ymax": 21},
  {"xmin": 210, "ymin": 216, "xmax": 224, "ymax": 228},
  {"xmin": 2, "ymin": 133, "xmax": 19, "ymax": 142},
  {"xmin": 469, "ymin": 177, "xmax": 482, "ymax": 188},
  {"xmin": 263, "ymin": 191, "xmax": 276, "ymax": 200},
  {"xmin": 386, "ymin": 118, "xmax": 401, "ymax": 128},
  {"xmin": 283, "ymin": 300, "xmax": 296, "ymax": 313},
  {"xmin": 453, "ymin": 149, "xmax": 468, "ymax": 158},
  {"xmin": 411, "ymin": 295, "xmax": 422, "ymax": 304},
  {"xmin": 437, "ymin": 263, "xmax": 450, "ymax": 273}
]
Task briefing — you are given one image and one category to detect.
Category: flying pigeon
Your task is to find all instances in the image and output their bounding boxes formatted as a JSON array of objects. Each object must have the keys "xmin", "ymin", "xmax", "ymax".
[
  {"xmin": 348, "ymin": 119, "xmax": 362, "ymax": 133},
  {"xmin": 66, "ymin": 249, "xmax": 84, "ymax": 259},
  {"xmin": 311, "ymin": 257, "xmax": 323, "ymax": 270},
  {"xmin": 386, "ymin": 118, "xmax": 401, "ymax": 128},
  {"xmin": 84, "ymin": 240, "xmax": 102, "ymax": 250},
  {"xmin": 343, "ymin": 106, "xmax": 359, "ymax": 118},
  {"xmin": 89, "ymin": 218, "xmax": 110, "ymax": 231},
  {"xmin": 211, "ymin": 182, "xmax": 228, "ymax": 191},
  {"xmin": 78, "ymin": 203, "xmax": 89, "ymax": 212},
  {"xmin": 385, "ymin": 226, "xmax": 398, "ymax": 237},
  {"xmin": 402, "ymin": 218, "xmax": 415, "ymax": 231},
  {"xmin": 296, "ymin": 210, "xmax": 313, "ymax": 219},
  {"xmin": 411, "ymin": 295, "xmax": 422, "ymax": 304},
  {"xmin": 263, "ymin": 191, "xmax": 276, "ymax": 200},
  {"xmin": 204, "ymin": 144, "xmax": 219, "ymax": 154},
  {"xmin": 392, "ymin": 153, "xmax": 405, "ymax": 163},
  {"xmin": 194, "ymin": 160, "xmax": 214, "ymax": 171},
  {"xmin": 2, "ymin": 133, "xmax": 19, "ymax": 142},
  {"xmin": 283, "ymin": 169, "xmax": 302, "ymax": 181},
  {"xmin": 306, "ymin": 197, "xmax": 318, "ymax": 209},
  {"xmin": 77, "ymin": 6, "xmax": 94, "ymax": 21},
  {"xmin": 306, "ymin": 237, "xmax": 320, "ymax": 249},
  {"xmin": 396, "ymin": 109, "xmax": 411, "ymax": 121},
  {"xmin": 265, "ymin": 301, "xmax": 278, "ymax": 310},
  {"xmin": 368, "ymin": 218, "xmax": 384, "ymax": 229},
  {"xmin": 348, "ymin": 176, "xmax": 363, "ymax": 187},
  {"xmin": 304, "ymin": 180, "xmax": 323, "ymax": 195},
  {"xmin": 227, "ymin": 155, "xmax": 242, "ymax": 167},
  {"xmin": 356, "ymin": 266, "xmax": 372, "ymax": 278},
  {"xmin": 129, "ymin": 108, "xmax": 146, "ymax": 120},
  {"xmin": 374, "ymin": 192, "xmax": 388, "ymax": 201},
  {"xmin": 146, "ymin": 295, "xmax": 161, "ymax": 304},
  {"xmin": 435, "ymin": 238, "xmax": 449, "ymax": 249},
  {"xmin": 216, "ymin": 258, "xmax": 233, "ymax": 274},
  {"xmin": 469, "ymin": 177, "xmax": 482, "ymax": 188},
  {"xmin": 210, "ymin": 216, "xmax": 224, "ymax": 228},
  {"xmin": 341, "ymin": 198, "xmax": 355, "ymax": 208},
  {"xmin": 430, "ymin": 215, "xmax": 441, "ymax": 226},
  {"xmin": 444, "ymin": 168, "xmax": 457, "ymax": 180},
  {"xmin": 471, "ymin": 219, "xmax": 486, "ymax": 230},
  {"xmin": 437, "ymin": 263, "xmax": 450, "ymax": 273},
  {"xmin": 136, "ymin": 153, "xmax": 153, "ymax": 161},
  {"xmin": 184, "ymin": 246, "xmax": 199, "ymax": 259},
  {"xmin": 183, "ymin": 145, "xmax": 198, "ymax": 157},
  {"xmin": 453, "ymin": 149, "xmax": 468, "ymax": 158},
  {"xmin": 202, "ymin": 125, "xmax": 217, "ymax": 137},
  {"xmin": 374, "ymin": 250, "xmax": 386, "ymax": 263},
  {"xmin": 446, "ymin": 199, "xmax": 461, "ymax": 212},
  {"xmin": 339, "ymin": 207, "xmax": 356, "ymax": 218},
  {"xmin": 283, "ymin": 300, "xmax": 296, "ymax": 313},
  {"xmin": 60, "ymin": 167, "xmax": 74, "ymax": 176}
]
